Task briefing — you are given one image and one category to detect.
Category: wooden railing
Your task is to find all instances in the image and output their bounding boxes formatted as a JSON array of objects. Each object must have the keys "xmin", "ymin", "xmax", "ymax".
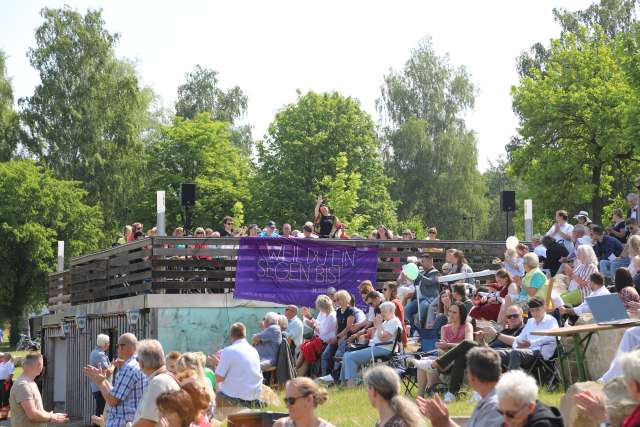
[{"xmin": 49, "ymin": 237, "xmax": 507, "ymax": 308}]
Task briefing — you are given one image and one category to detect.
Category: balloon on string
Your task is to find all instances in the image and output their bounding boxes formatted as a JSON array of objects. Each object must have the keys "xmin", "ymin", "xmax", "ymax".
[
  {"xmin": 402, "ymin": 263, "xmax": 420, "ymax": 281},
  {"xmin": 505, "ymin": 236, "xmax": 519, "ymax": 250}
]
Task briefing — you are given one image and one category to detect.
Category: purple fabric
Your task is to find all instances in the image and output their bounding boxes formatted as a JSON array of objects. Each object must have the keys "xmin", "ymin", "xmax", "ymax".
[{"xmin": 234, "ymin": 237, "xmax": 379, "ymax": 307}]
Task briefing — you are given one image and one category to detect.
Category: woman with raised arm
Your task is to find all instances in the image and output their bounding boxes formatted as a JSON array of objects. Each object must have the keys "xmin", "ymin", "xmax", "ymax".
[{"xmin": 314, "ymin": 195, "xmax": 339, "ymax": 238}]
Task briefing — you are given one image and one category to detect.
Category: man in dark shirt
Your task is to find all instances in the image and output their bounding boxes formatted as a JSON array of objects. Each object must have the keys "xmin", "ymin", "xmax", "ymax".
[
  {"xmin": 542, "ymin": 235, "xmax": 569, "ymax": 276},
  {"xmin": 406, "ymin": 254, "xmax": 440, "ymax": 335},
  {"xmin": 592, "ymin": 225, "xmax": 624, "ymax": 280},
  {"xmin": 481, "ymin": 305, "xmax": 525, "ymax": 349},
  {"xmin": 219, "ymin": 216, "xmax": 234, "ymax": 237}
]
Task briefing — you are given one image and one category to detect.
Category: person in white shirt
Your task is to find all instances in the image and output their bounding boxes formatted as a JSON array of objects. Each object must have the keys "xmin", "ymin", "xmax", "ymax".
[
  {"xmin": 545, "ymin": 210, "xmax": 574, "ymax": 251},
  {"xmin": 131, "ymin": 340, "xmax": 180, "ymax": 427},
  {"xmin": 296, "ymin": 295, "xmax": 337, "ymax": 377},
  {"xmin": 560, "ymin": 272, "xmax": 609, "ymax": 318},
  {"xmin": 211, "ymin": 323, "xmax": 263, "ymax": 418},
  {"xmin": 496, "ymin": 297, "xmax": 558, "ymax": 371},
  {"xmin": 0, "ymin": 353, "xmax": 15, "ymax": 414},
  {"xmin": 340, "ymin": 302, "xmax": 402, "ymax": 387},
  {"xmin": 284, "ymin": 305, "xmax": 304, "ymax": 352},
  {"xmin": 531, "ymin": 235, "xmax": 547, "ymax": 260}
]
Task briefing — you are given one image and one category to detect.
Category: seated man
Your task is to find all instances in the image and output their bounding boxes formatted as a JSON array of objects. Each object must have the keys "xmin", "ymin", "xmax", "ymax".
[
  {"xmin": 284, "ymin": 305, "xmax": 304, "ymax": 352},
  {"xmin": 600, "ymin": 326, "xmax": 640, "ymax": 382},
  {"xmin": 213, "ymin": 323, "xmax": 263, "ymax": 418},
  {"xmin": 478, "ymin": 305, "xmax": 525, "ymax": 350},
  {"xmin": 346, "ymin": 291, "xmax": 382, "ymax": 346},
  {"xmin": 496, "ymin": 296, "xmax": 558, "ymax": 371},
  {"xmin": 559, "ymin": 272, "xmax": 609, "ymax": 324},
  {"xmin": 252, "ymin": 312, "xmax": 282, "ymax": 371},
  {"xmin": 592, "ymin": 225, "xmax": 624, "ymax": 280}
]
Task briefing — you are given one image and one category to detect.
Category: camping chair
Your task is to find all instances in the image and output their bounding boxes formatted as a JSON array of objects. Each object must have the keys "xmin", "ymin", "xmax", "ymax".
[
  {"xmin": 371, "ymin": 327, "xmax": 404, "ymax": 364},
  {"xmin": 526, "ymin": 349, "xmax": 563, "ymax": 391},
  {"xmin": 263, "ymin": 336, "xmax": 297, "ymax": 387}
]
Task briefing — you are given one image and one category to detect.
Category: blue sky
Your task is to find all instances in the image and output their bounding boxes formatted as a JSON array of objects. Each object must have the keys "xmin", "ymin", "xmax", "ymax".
[{"xmin": 0, "ymin": 0, "xmax": 594, "ymax": 170}]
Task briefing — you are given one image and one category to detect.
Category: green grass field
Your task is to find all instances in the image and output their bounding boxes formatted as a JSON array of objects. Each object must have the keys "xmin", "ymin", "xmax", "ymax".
[{"xmin": 254, "ymin": 385, "xmax": 563, "ymax": 426}]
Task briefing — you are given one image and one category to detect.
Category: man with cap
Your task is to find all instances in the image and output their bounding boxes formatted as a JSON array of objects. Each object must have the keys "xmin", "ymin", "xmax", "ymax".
[
  {"xmin": 574, "ymin": 210, "xmax": 593, "ymax": 228},
  {"xmin": 259, "ymin": 221, "xmax": 279, "ymax": 237}
]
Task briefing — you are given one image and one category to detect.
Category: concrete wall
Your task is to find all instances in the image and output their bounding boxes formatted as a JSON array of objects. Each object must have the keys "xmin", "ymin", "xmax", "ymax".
[{"xmin": 157, "ymin": 305, "xmax": 282, "ymax": 354}]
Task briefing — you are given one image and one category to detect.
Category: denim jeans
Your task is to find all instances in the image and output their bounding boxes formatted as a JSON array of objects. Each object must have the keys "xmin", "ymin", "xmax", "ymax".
[
  {"xmin": 405, "ymin": 298, "xmax": 433, "ymax": 335},
  {"xmin": 321, "ymin": 342, "xmax": 338, "ymax": 375},
  {"xmin": 600, "ymin": 257, "xmax": 630, "ymax": 279},
  {"xmin": 340, "ymin": 346, "xmax": 391, "ymax": 382}
]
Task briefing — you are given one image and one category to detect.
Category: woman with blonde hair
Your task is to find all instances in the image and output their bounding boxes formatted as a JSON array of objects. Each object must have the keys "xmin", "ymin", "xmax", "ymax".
[
  {"xmin": 176, "ymin": 353, "xmax": 215, "ymax": 397},
  {"xmin": 627, "ymin": 235, "xmax": 640, "ymax": 279},
  {"xmin": 297, "ymin": 295, "xmax": 337, "ymax": 376},
  {"xmin": 365, "ymin": 365, "xmax": 425, "ymax": 427},
  {"xmin": 274, "ymin": 377, "xmax": 334, "ymax": 427}
]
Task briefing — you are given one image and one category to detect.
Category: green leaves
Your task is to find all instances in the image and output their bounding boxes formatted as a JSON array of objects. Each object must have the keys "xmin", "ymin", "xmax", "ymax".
[
  {"xmin": 0, "ymin": 160, "xmax": 102, "ymax": 317},
  {"xmin": 378, "ymin": 39, "xmax": 488, "ymax": 239},
  {"xmin": 510, "ymin": 9, "xmax": 640, "ymax": 225},
  {"xmin": 20, "ymin": 7, "xmax": 152, "ymax": 237},
  {"xmin": 253, "ymin": 91, "xmax": 396, "ymax": 230}
]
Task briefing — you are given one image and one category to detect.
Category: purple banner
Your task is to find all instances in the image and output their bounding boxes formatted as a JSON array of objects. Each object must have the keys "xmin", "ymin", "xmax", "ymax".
[{"xmin": 234, "ymin": 237, "xmax": 379, "ymax": 307}]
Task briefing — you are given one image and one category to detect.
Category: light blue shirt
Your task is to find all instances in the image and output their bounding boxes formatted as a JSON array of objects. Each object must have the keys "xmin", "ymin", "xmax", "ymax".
[
  {"xmin": 287, "ymin": 315, "xmax": 304, "ymax": 349},
  {"xmin": 89, "ymin": 347, "xmax": 110, "ymax": 393}
]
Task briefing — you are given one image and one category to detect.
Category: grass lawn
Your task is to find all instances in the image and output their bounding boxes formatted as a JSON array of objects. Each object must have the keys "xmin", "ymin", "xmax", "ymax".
[{"xmin": 251, "ymin": 385, "xmax": 564, "ymax": 427}]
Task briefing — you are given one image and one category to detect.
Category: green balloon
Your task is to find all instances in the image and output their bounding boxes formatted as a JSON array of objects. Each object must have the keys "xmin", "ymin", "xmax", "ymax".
[{"xmin": 402, "ymin": 263, "xmax": 420, "ymax": 281}]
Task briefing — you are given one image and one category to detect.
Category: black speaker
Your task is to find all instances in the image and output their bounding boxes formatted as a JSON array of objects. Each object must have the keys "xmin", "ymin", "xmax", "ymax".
[
  {"xmin": 180, "ymin": 183, "xmax": 196, "ymax": 207},
  {"xmin": 501, "ymin": 190, "xmax": 516, "ymax": 212}
]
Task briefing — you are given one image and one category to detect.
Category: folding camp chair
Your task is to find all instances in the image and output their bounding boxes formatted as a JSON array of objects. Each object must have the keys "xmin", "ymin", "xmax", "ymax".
[{"xmin": 527, "ymin": 350, "xmax": 563, "ymax": 391}]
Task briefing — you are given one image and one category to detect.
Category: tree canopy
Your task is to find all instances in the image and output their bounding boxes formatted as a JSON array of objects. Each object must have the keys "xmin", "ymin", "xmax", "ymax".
[
  {"xmin": 378, "ymin": 39, "xmax": 488, "ymax": 239},
  {"xmin": 20, "ymin": 7, "xmax": 153, "ymax": 236},
  {"xmin": 253, "ymin": 91, "xmax": 397, "ymax": 230}
]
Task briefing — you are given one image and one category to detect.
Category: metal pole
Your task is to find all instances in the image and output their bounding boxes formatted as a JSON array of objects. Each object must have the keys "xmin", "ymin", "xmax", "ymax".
[
  {"xmin": 57, "ymin": 241, "xmax": 64, "ymax": 273},
  {"xmin": 157, "ymin": 191, "xmax": 166, "ymax": 236},
  {"xmin": 524, "ymin": 199, "xmax": 533, "ymax": 241}
]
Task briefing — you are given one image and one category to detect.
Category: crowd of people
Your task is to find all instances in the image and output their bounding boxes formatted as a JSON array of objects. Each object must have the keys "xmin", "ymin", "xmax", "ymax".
[
  {"xmin": 113, "ymin": 195, "xmax": 443, "ymax": 244},
  {"xmin": 13, "ymin": 185, "xmax": 640, "ymax": 426}
]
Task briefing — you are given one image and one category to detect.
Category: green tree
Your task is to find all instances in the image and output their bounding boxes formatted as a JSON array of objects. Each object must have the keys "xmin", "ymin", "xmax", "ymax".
[
  {"xmin": 0, "ymin": 160, "xmax": 102, "ymax": 343},
  {"xmin": 142, "ymin": 113, "xmax": 251, "ymax": 232},
  {"xmin": 0, "ymin": 50, "xmax": 20, "ymax": 161},
  {"xmin": 254, "ymin": 91, "xmax": 397, "ymax": 229},
  {"xmin": 319, "ymin": 152, "xmax": 368, "ymax": 234},
  {"xmin": 175, "ymin": 65, "xmax": 252, "ymax": 153},
  {"xmin": 20, "ymin": 7, "xmax": 153, "ymax": 236},
  {"xmin": 377, "ymin": 39, "xmax": 488, "ymax": 239},
  {"xmin": 509, "ymin": 24, "xmax": 635, "ymax": 225}
]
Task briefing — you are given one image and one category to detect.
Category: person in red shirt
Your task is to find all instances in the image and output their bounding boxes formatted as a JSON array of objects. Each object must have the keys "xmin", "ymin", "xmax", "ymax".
[{"xmin": 575, "ymin": 348, "xmax": 640, "ymax": 427}]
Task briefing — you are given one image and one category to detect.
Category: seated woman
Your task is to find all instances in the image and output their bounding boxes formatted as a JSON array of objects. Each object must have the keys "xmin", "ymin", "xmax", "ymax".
[
  {"xmin": 340, "ymin": 302, "xmax": 402, "ymax": 387},
  {"xmin": 615, "ymin": 268, "xmax": 640, "ymax": 308},
  {"xmin": 381, "ymin": 282, "xmax": 407, "ymax": 345},
  {"xmin": 429, "ymin": 289, "xmax": 452, "ymax": 339},
  {"xmin": 470, "ymin": 269, "xmax": 517, "ymax": 323},
  {"xmin": 415, "ymin": 301, "xmax": 474, "ymax": 401},
  {"xmin": 560, "ymin": 245, "xmax": 599, "ymax": 306},
  {"xmin": 324, "ymin": 290, "xmax": 355, "ymax": 373},
  {"xmin": 297, "ymin": 295, "xmax": 337, "ymax": 376},
  {"xmin": 274, "ymin": 377, "xmax": 335, "ymax": 427},
  {"xmin": 511, "ymin": 253, "xmax": 548, "ymax": 308}
]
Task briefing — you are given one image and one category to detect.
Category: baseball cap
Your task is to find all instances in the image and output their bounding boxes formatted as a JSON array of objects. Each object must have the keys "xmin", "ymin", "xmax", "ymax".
[{"xmin": 267, "ymin": 220, "xmax": 276, "ymax": 228}]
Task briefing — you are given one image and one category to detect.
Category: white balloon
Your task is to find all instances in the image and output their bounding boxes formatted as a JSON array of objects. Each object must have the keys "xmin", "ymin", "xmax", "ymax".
[{"xmin": 505, "ymin": 236, "xmax": 519, "ymax": 250}]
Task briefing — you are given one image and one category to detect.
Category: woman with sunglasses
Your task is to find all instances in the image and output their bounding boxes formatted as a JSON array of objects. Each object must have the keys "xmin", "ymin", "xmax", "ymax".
[
  {"xmin": 274, "ymin": 377, "xmax": 334, "ymax": 427},
  {"xmin": 364, "ymin": 365, "xmax": 424, "ymax": 427},
  {"xmin": 495, "ymin": 370, "xmax": 563, "ymax": 427}
]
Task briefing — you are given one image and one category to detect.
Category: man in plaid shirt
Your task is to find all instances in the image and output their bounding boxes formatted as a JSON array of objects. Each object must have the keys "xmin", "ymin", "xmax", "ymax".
[{"xmin": 84, "ymin": 333, "xmax": 146, "ymax": 427}]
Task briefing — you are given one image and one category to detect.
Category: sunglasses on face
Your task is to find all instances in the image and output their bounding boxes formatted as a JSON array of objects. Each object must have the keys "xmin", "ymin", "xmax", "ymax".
[
  {"xmin": 383, "ymin": 288, "xmax": 389, "ymax": 291},
  {"xmin": 506, "ymin": 314, "xmax": 520, "ymax": 320},
  {"xmin": 497, "ymin": 405, "xmax": 526, "ymax": 419},
  {"xmin": 283, "ymin": 395, "xmax": 308, "ymax": 406}
]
